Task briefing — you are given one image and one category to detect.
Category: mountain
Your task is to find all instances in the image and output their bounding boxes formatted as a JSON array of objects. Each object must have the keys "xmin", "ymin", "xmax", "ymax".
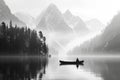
[
  {"xmin": 36, "ymin": 4, "xmax": 73, "ymax": 33},
  {"xmin": 100, "ymin": 13, "xmax": 120, "ymax": 51},
  {"xmin": 86, "ymin": 19, "xmax": 105, "ymax": 32},
  {"xmin": 15, "ymin": 12, "xmax": 36, "ymax": 29},
  {"xmin": 0, "ymin": 0, "xmax": 25, "ymax": 26},
  {"xmin": 63, "ymin": 10, "xmax": 89, "ymax": 34},
  {"xmin": 71, "ymin": 12, "xmax": 120, "ymax": 54}
]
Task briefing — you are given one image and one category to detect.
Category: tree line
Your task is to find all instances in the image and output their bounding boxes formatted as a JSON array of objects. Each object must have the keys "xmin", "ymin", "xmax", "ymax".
[{"xmin": 0, "ymin": 21, "xmax": 48, "ymax": 55}]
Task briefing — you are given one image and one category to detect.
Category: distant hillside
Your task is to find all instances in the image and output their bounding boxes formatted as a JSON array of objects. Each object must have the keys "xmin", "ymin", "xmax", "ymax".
[
  {"xmin": 86, "ymin": 19, "xmax": 105, "ymax": 32},
  {"xmin": 63, "ymin": 10, "xmax": 89, "ymax": 34},
  {"xmin": 15, "ymin": 12, "xmax": 36, "ymax": 29},
  {"xmin": 0, "ymin": 0, "xmax": 25, "ymax": 26},
  {"xmin": 71, "ymin": 12, "xmax": 120, "ymax": 54}
]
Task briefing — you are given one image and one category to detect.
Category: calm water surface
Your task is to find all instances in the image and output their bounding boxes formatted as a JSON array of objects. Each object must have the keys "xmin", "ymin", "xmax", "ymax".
[
  {"xmin": 0, "ymin": 56, "xmax": 48, "ymax": 80},
  {"xmin": 0, "ymin": 54, "xmax": 120, "ymax": 80},
  {"xmin": 42, "ymin": 55, "xmax": 120, "ymax": 80}
]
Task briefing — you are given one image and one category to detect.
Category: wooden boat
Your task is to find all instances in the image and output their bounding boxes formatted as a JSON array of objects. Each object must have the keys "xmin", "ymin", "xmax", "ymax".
[{"xmin": 59, "ymin": 58, "xmax": 84, "ymax": 68}]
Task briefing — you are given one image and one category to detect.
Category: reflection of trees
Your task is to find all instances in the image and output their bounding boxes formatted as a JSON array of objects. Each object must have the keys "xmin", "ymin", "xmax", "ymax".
[
  {"xmin": 0, "ymin": 21, "xmax": 49, "ymax": 80},
  {"xmin": 0, "ymin": 21, "xmax": 48, "ymax": 55},
  {"xmin": 0, "ymin": 57, "xmax": 48, "ymax": 80}
]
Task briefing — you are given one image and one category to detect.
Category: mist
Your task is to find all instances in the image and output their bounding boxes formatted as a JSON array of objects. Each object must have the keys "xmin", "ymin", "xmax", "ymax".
[{"xmin": 0, "ymin": 0, "xmax": 120, "ymax": 80}]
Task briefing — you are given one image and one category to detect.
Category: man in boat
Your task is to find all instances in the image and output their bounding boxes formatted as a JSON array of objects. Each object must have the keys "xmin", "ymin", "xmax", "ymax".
[{"xmin": 59, "ymin": 58, "xmax": 84, "ymax": 68}]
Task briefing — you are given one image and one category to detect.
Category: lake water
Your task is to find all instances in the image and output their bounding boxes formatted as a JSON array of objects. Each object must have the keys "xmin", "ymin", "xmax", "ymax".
[
  {"xmin": 0, "ymin": 56, "xmax": 48, "ymax": 80},
  {"xmin": 42, "ymin": 55, "xmax": 120, "ymax": 80},
  {"xmin": 0, "ymin": 54, "xmax": 120, "ymax": 80}
]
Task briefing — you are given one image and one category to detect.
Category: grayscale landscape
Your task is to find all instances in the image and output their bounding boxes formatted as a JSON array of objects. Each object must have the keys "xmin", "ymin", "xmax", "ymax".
[{"xmin": 0, "ymin": 0, "xmax": 120, "ymax": 80}]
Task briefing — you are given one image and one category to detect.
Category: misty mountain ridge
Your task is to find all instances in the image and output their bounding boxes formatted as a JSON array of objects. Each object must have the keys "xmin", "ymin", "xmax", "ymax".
[
  {"xmin": 36, "ymin": 3, "xmax": 73, "ymax": 33},
  {"xmin": 63, "ymin": 10, "xmax": 75, "ymax": 28},
  {"xmin": 0, "ymin": 0, "xmax": 102, "ymax": 33},
  {"xmin": 0, "ymin": 0, "xmax": 25, "ymax": 26},
  {"xmin": 63, "ymin": 9, "xmax": 89, "ymax": 34},
  {"xmin": 71, "ymin": 12, "xmax": 120, "ymax": 54},
  {"xmin": 1, "ymin": 1, "xmax": 90, "ymax": 34},
  {"xmin": 86, "ymin": 18, "xmax": 105, "ymax": 32},
  {"xmin": 100, "ymin": 13, "xmax": 120, "ymax": 51},
  {"xmin": 36, "ymin": 4, "xmax": 77, "ymax": 54},
  {"xmin": 15, "ymin": 12, "xmax": 36, "ymax": 29}
]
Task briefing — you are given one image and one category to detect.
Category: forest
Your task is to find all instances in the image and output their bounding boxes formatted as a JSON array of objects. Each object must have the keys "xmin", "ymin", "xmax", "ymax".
[{"xmin": 0, "ymin": 21, "xmax": 48, "ymax": 55}]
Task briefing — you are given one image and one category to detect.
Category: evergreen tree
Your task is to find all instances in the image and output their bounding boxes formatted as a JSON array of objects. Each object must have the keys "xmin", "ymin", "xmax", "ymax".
[{"xmin": 0, "ymin": 21, "xmax": 48, "ymax": 55}]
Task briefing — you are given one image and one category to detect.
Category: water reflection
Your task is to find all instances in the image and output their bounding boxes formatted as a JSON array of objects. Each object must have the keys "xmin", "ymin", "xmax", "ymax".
[
  {"xmin": 0, "ymin": 55, "xmax": 120, "ymax": 80},
  {"xmin": 42, "ymin": 57, "xmax": 103, "ymax": 80},
  {"xmin": 43, "ymin": 55, "xmax": 120, "ymax": 80},
  {"xmin": 0, "ymin": 56, "xmax": 48, "ymax": 80}
]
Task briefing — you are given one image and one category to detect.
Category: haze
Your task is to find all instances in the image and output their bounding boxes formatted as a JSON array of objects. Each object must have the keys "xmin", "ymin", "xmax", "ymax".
[{"xmin": 4, "ymin": 0, "xmax": 120, "ymax": 25}]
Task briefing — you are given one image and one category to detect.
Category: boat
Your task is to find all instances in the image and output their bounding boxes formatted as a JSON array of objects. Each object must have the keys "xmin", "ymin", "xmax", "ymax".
[{"xmin": 59, "ymin": 58, "xmax": 84, "ymax": 68}]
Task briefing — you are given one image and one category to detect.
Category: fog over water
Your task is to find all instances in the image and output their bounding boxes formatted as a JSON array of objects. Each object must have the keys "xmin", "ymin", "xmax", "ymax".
[{"xmin": 1, "ymin": 0, "xmax": 120, "ymax": 80}]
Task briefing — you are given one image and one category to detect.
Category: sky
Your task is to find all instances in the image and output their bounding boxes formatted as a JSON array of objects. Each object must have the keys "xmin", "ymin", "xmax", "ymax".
[{"xmin": 4, "ymin": 0, "xmax": 120, "ymax": 25}]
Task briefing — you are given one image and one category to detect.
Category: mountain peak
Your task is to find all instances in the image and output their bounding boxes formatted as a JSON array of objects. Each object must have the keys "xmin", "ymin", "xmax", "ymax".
[
  {"xmin": 47, "ymin": 3, "xmax": 58, "ymax": 11},
  {"xmin": 36, "ymin": 3, "xmax": 72, "ymax": 33},
  {"xmin": 48, "ymin": 3, "xmax": 57, "ymax": 8},
  {"xmin": 41, "ymin": 3, "xmax": 62, "ymax": 19},
  {"xmin": 63, "ymin": 9, "xmax": 73, "ymax": 20},
  {"xmin": 64, "ymin": 9, "xmax": 72, "ymax": 16}
]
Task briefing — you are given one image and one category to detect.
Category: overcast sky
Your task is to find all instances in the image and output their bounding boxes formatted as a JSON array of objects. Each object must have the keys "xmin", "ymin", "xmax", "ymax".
[{"xmin": 4, "ymin": 0, "xmax": 120, "ymax": 25}]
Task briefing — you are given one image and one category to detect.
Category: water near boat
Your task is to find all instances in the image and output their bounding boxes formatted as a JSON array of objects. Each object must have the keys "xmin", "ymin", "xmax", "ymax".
[
  {"xmin": 42, "ymin": 54, "xmax": 120, "ymax": 80},
  {"xmin": 0, "ymin": 53, "xmax": 120, "ymax": 80}
]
